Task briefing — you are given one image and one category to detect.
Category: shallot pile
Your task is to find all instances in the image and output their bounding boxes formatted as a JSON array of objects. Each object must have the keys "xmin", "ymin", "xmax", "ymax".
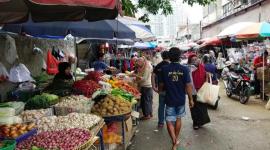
[{"xmin": 16, "ymin": 128, "xmax": 91, "ymax": 150}]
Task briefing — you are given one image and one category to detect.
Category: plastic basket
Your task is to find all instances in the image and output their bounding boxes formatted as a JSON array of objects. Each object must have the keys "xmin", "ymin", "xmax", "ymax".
[
  {"xmin": 94, "ymin": 143, "xmax": 117, "ymax": 150},
  {"xmin": 0, "ymin": 140, "xmax": 16, "ymax": 150},
  {"xmin": 23, "ymin": 109, "xmax": 52, "ymax": 124},
  {"xmin": 0, "ymin": 128, "xmax": 38, "ymax": 144},
  {"xmin": 54, "ymin": 101, "xmax": 94, "ymax": 116}
]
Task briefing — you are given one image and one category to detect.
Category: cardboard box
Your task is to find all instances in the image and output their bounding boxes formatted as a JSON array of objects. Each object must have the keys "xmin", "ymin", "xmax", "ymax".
[{"xmin": 128, "ymin": 82, "xmax": 138, "ymax": 90}]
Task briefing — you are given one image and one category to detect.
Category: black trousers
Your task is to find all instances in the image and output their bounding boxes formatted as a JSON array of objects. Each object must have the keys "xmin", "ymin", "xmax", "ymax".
[
  {"xmin": 189, "ymin": 95, "xmax": 210, "ymax": 126},
  {"xmin": 140, "ymin": 87, "xmax": 153, "ymax": 116},
  {"xmin": 254, "ymin": 73, "xmax": 260, "ymax": 95},
  {"xmin": 217, "ymin": 69, "xmax": 223, "ymax": 79}
]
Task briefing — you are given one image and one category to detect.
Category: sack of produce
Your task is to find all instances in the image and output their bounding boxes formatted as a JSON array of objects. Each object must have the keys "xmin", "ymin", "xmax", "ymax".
[
  {"xmin": 0, "ymin": 108, "xmax": 15, "ymax": 117},
  {"xmin": 0, "ymin": 61, "xmax": 9, "ymax": 83}
]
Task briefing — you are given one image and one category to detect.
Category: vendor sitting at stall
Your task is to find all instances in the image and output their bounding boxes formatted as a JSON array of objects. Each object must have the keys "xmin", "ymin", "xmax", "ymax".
[
  {"xmin": 93, "ymin": 53, "xmax": 117, "ymax": 72},
  {"xmin": 53, "ymin": 62, "xmax": 73, "ymax": 82}
]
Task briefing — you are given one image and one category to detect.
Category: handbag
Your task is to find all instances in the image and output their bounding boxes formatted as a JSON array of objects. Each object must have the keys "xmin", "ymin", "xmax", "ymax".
[{"xmin": 197, "ymin": 76, "xmax": 220, "ymax": 106}]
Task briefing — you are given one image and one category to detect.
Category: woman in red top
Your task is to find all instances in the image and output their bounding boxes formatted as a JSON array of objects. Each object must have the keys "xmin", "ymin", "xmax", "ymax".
[{"xmin": 254, "ymin": 50, "xmax": 268, "ymax": 99}]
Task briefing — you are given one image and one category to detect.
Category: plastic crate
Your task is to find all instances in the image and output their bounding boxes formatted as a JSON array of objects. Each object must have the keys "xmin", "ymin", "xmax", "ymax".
[
  {"xmin": 53, "ymin": 101, "xmax": 94, "ymax": 116},
  {"xmin": 23, "ymin": 109, "xmax": 52, "ymax": 124},
  {"xmin": 94, "ymin": 143, "xmax": 117, "ymax": 150},
  {"xmin": 0, "ymin": 140, "xmax": 16, "ymax": 150},
  {"xmin": 0, "ymin": 128, "xmax": 38, "ymax": 144}
]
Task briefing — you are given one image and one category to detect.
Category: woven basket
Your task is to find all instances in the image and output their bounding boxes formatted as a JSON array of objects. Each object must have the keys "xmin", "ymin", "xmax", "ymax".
[{"xmin": 73, "ymin": 134, "xmax": 95, "ymax": 150}]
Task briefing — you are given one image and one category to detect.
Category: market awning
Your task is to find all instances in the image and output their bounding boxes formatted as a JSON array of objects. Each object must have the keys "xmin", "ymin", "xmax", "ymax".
[
  {"xmin": 77, "ymin": 38, "xmax": 134, "ymax": 45},
  {"xmin": 2, "ymin": 19, "xmax": 136, "ymax": 39},
  {"xmin": 217, "ymin": 22, "xmax": 255, "ymax": 40},
  {"xmin": 200, "ymin": 36, "xmax": 222, "ymax": 48},
  {"xmin": 196, "ymin": 38, "xmax": 211, "ymax": 45},
  {"xmin": 128, "ymin": 24, "xmax": 156, "ymax": 42},
  {"xmin": 0, "ymin": 0, "xmax": 121, "ymax": 23},
  {"xmin": 235, "ymin": 22, "xmax": 270, "ymax": 39},
  {"xmin": 134, "ymin": 42, "xmax": 151, "ymax": 49}
]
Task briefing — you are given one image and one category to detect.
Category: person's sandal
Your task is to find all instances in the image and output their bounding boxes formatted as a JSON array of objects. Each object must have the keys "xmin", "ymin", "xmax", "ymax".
[
  {"xmin": 255, "ymin": 95, "xmax": 260, "ymax": 99},
  {"xmin": 193, "ymin": 125, "xmax": 199, "ymax": 130},
  {"xmin": 158, "ymin": 124, "xmax": 164, "ymax": 127}
]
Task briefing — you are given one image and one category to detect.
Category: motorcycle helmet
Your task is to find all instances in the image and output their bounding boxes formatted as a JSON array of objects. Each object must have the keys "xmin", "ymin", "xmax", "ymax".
[{"xmin": 202, "ymin": 54, "xmax": 211, "ymax": 64}]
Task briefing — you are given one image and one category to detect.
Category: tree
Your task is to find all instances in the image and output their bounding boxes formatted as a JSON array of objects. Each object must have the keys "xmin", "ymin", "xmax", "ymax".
[{"xmin": 121, "ymin": 0, "xmax": 216, "ymax": 22}]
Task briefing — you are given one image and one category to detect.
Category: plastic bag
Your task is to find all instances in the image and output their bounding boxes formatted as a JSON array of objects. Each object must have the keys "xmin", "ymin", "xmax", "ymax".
[
  {"xmin": 107, "ymin": 123, "xmax": 117, "ymax": 133},
  {"xmin": 9, "ymin": 64, "xmax": 35, "ymax": 83},
  {"xmin": 46, "ymin": 49, "xmax": 59, "ymax": 75},
  {"xmin": 42, "ymin": 60, "xmax": 47, "ymax": 70},
  {"xmin": 68, "ymin": 53, "xmax": 77, "ymax": 64},
  {"xmin": 33, "ymin": 44, "xmax": 43, "ymax": 54},
  {"xmin": 197, "ymin": 77, "xmax": 220, "ymax": 106},
  {"xmin": 4, "ymin": 35, "xmax": 18, "ymax": 64},
  {"xmin": 0, "ymin": 62, "xmax": 9, "ymax": 83}
]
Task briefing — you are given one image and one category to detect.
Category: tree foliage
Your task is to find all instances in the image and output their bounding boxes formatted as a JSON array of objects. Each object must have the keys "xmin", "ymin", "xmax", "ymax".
[{"xmin": 121, "ymin": 0, "xmax": 216, "ymax": 22}]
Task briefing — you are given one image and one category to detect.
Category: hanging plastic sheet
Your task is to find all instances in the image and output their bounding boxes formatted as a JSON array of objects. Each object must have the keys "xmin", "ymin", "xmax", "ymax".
[{"xmin": 4, "ymin": 35, "xmax": 17, "ymax": 64}]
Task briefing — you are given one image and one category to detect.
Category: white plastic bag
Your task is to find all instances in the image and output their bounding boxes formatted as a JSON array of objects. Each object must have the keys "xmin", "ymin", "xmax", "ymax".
[
  {"xmin": 197, "ymin": 77, "xmax": 220, "ymax": 106},
  {"xmin": 9, "ymin": 64, "xmax": 35, "ymax": 83},
  {"xmin": 0, "ymin": 62, "xmax": 9, "ymax": 83},
  {"xmin": 4, "ymin": 35, "xmax": 18, "ymax": 64},
  {"xmin": 33, "ymin": 44, "xmax": 43, "ymax": 54}
]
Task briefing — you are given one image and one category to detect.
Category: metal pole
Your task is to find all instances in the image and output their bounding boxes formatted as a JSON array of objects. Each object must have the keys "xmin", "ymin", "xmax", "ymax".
[{"xmin": 187, "ymin": 17, "xmax": 189, "ymax": 43}]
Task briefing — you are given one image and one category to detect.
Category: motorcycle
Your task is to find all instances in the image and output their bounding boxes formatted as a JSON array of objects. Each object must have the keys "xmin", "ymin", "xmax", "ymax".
[{"xmin": 223, "ymin": 67, "xmax": 251, "ymax": 104}]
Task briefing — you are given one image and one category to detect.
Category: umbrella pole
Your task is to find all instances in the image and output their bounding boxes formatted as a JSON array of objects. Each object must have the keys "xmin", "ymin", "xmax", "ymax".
[{"xmin": 74, "ymin": 36, "xmax": 77, "ymax": 81}]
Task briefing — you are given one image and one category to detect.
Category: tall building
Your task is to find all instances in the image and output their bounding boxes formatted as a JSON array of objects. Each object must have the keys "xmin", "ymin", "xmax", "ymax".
[{"xmin": 149, "ymin": 1, "xmax": 187, "ymax": 37}]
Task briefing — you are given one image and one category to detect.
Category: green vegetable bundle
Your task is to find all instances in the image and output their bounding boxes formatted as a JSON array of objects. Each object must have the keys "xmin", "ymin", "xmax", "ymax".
[
  {"xmin": 25, "ymin": 94, "xmax": 58, "ymax": 110},
  {"xmin": 111, "ymin": 88, "xmax": 137, "ymax": 104}
]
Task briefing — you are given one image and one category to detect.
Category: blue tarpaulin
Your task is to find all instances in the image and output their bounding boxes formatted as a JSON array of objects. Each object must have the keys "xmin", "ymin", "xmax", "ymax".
[{"xmin": 2, "ymin": 18, "xmax": 136, "ymax": 39}]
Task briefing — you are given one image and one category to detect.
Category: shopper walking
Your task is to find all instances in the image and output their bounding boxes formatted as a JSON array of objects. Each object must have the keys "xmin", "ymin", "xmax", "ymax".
[
  {"xmin": 216, "ymin": 52, "xmax": 225, "ymax": 79},
  {"xmin": 130, "ymin": 56, "xmax": 153, "ymax": 120},
  {"xmin": 151, "ymin": 51, "xmax": 170, "ymax": 127},
  {"xmin": 158, "ymin": 47, "xmax": 194, "ymax": 150},
  {"xmin": 187, "ymin": 53, "xmax": 211, "ymax": 130},
  {"xmin": 203, "ymin": 54, "xmax": 218, "ymax": 84},
  {"xmin": 254, "ymin": 50, "xmax": 269, "ymax": 99},
  {"xmin": 209, "ymin": 50, "xmax": 216, "ymax": 64}
]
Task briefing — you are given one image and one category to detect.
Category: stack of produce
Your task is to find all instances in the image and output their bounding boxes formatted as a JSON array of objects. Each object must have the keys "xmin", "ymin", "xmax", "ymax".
[
  {"xmin": 56, "ymin": 95, "xmax": 90, "ymax": 105},
  {"xmin": 18, "ymin": 109, "xmax": 51, "ymax": 123},
  {"xmin": 33, "ymin": 73, "xmax": 54, "ymax": 88},
  {"xmin": 94, "ymin": 125, "xmax": 122, "ymax": 145},
  {"xmin": 0, "ymin": 140, "xmax": 16, "ymax": 149},
  {"xmin": 115, "ymin": 81, "xmax": 141, "ymax": 96},
  {"xmin": 0, "ymin": 102, "xmax": 25, "ymax": 116},
  {"xmin": 91, "ymin": 95, "xmax": 132, "ymax": 116},
  {"xmin": 16, "ymin": 128, "xmax": 91, "ymax": 150},
  {"xmin": 37, "ymin": 113, "xmax": 101, "ymax": 133},
  {"xmin": 24, "ymin": 94, "xmax": 58, "ymax": 110},
  {"xmin": 111, "ymin": 88, "xmax": 137, "ymax": 104},
  {"xmin": 0, "ymin": 107, "xmax": 22, "ymax": 124},
  {"xmin": 0, "ymin": 123, "xmax": 36, "ymax": 139},
  {"xmin": 83, "ymin": 71, "xmax": 104, "ymax": 83},
  {"xmin": 104, "ymin": 80, "xmax": 140, "ymax": 97},
  {"xmin": 74, "ymin": 80, "xmax": 102, "ymax": 98}
]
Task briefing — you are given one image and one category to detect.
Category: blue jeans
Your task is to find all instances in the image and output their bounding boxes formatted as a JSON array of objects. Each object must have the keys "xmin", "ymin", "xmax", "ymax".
[{"xmin": 158, "ymin": 91, "xmax": 166, "ymax": 125}]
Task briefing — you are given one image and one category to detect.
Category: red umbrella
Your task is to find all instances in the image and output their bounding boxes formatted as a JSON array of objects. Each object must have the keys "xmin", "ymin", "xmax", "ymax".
[
  {"xmin": 200, "ymin": 36, "xmax": 222, "ymax": 48},
  {"xmin": 0, "ymin": 0, "xmax": 121, "ymax": 23}
]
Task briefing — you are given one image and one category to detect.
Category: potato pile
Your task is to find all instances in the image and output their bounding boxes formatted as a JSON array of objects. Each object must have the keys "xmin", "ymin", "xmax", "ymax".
[{"xmin": 91, "ymin": 95, "xmax": 132, "ymax": 116}]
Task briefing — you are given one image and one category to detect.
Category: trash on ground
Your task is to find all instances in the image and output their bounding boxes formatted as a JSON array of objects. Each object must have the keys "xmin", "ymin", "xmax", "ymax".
[{"xmin": 241, "ymin": 117, "xmax": 250, "ymax": 121}]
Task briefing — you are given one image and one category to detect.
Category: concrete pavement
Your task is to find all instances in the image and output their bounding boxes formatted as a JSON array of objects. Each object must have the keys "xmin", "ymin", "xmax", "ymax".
[{"xmin": 127, "ymin": 82, "xmax": 270, "ymax": 150}]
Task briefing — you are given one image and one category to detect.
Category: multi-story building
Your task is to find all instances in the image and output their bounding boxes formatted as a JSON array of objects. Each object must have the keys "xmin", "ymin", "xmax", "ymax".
[
  {"xmin": 149, "ymin": 0, "xmax": 187, "ymax": 37},
  {"xmin": 202, "ymin": 0, "xmax": 270, "ymax": 38}
]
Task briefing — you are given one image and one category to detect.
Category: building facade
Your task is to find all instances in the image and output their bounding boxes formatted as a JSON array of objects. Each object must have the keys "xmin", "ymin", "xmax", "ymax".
[
  {"xmin": 202, "ymin": 0, "xmax": 270, "ymax": 38},
  {"xmin": 149, "ymin": 0, "xmax": 187, "ymax": 37}
]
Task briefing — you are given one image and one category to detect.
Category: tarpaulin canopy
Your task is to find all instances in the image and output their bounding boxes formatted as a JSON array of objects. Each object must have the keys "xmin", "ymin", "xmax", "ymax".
[
  {"xmin": 128, "ymin": 24, "xmax": 156, "ymax": 42},
  {"xmin": 76, "ymin": 38, "xmax": 134, "ymax": 45},
  {"xmin": 217, "ymin": 22, "xmax": 255, "ymax": 40},
  {"xmin": 2, "ymin": 19, "xmax": 136, "ymax": 39},
  {"xmin": 235, "ymin": 22, "xmax": 270, "ymax": 39},
  {"xmin": 134, "ymin": 42, "xmax": 150, "ymax": 49},
  {"xmin": 200, "ymin": 36, "xmax": 222, "ymax": 48},
  {"xmin": 0, "ymin": 0, "xmax": 121, "ymax": 23}
]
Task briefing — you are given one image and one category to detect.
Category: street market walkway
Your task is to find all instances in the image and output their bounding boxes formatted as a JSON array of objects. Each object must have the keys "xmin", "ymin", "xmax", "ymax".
[{"xmin": 128, "ymin": 82, "xmax": 270, "ymax": 150}]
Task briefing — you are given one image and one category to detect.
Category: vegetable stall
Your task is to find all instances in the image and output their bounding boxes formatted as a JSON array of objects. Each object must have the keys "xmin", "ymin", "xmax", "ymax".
[{"xmin": 0, "ymin": 70, "xmax": 141, "ymax": 150}]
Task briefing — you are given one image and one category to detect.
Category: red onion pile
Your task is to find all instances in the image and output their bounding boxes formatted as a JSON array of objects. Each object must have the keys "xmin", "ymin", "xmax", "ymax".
[{"xmin": 16, "ymin": 128, "xmax": 91, "ymax": 150}]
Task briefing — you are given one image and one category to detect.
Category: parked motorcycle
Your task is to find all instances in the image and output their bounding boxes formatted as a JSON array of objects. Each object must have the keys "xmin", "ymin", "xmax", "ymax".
[{"xmin": 223, "ymin": 67, "xmax": 251, "ymax": 104}]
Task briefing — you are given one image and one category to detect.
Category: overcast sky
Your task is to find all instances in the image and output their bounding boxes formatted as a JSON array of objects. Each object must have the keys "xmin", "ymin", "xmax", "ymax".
[{"xmin": 184, "ymin": 3, "xmax": 203, "ymax": 24}]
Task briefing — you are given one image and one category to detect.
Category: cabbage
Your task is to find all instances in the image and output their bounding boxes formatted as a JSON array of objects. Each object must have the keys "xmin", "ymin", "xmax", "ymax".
[
  {"xmin": 0, "ymin": 107, "xmax": 15, "ymax": 117},
  {"xmin": 0, "ymin": 116, "xmax": 13, "ymax": 124}
]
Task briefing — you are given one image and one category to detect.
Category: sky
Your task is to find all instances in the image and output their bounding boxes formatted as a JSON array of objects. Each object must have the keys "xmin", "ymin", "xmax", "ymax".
[{"xmin": 183, "ymin": 3, "xmax": 203, "ymax": 24}]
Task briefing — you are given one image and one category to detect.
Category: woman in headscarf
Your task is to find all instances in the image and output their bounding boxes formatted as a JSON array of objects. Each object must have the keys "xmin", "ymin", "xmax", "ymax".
[
  {"xmin": 216, "ymin": 52, "xmax": 225, "ymax": 79},
  {"xmin": 129, "ymin": 56, "xmax": 153, "ymax": 120},
  {"xmin": 187, "ymin": 53, "xmax": 210, "ymax": 130},
  {"xmin": 53, "ymin": 62, "xmax": 73, "ymax": 82}
]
